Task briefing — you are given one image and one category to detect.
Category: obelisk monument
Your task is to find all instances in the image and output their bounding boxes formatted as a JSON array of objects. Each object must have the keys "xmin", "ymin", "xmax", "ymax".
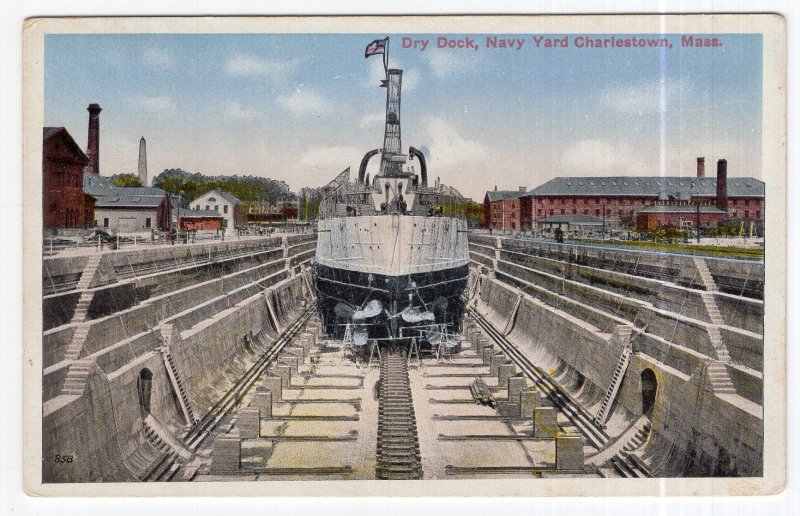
[{"xmin": 138, "ymin": 136, "xmax": 147, "ymax": 186}]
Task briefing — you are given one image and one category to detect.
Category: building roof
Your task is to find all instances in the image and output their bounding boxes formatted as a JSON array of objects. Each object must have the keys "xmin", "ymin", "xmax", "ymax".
[
  {"xmin": 538, "ymin": 214, "xmax": 604, "ymax": 225},
  {"xmin": 175, "ymin": 208, "xmax": 223, "ymax": 219},
  {"xmin": 636, "ymin": 204, "xmax": 728, "ymax": 215},
  {"xmin": 485, "ymin": 189, "xmax": 531, "ymax": 202},
  {"xmin": 194, "ymin": 189, "xmax": 241, "ymax": 205},
  {"xmin": 84, "ymin": 175, "xmax": 167, "ymax": 208},
  {"xmin": 530, "ymin": 176, "xmax": 764, "ymax": 198},
  {"xmin": 43, "ymin": 127, "xmax": 90, "ymax": 164}
]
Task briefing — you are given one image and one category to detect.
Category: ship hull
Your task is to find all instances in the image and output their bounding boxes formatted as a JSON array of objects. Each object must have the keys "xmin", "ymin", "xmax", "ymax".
[
  {"xmin": 313, "ymin": 262, "xmax": 469, "ymax": 341},
  {"xmin": 313, "ymin": 214, "xmax": 469, "ymax": 342}
]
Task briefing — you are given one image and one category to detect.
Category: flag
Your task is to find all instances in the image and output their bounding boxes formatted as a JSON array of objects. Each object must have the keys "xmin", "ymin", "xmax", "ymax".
[{"xmin": 365, "ymin": 38, "xmax": 387, "ymax": 58}]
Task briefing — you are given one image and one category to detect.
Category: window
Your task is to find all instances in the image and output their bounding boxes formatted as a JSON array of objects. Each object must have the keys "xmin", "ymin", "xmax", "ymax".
[
  {"xmin": 145, "ymin": 217, "xmax": 151, "ymax": 228},
  {"xmin": 618, "ymin": 210, "xmax": 623, "ymax": 216},
  {"xmin": 206, "ymin": 205, "xmax": 210, "ymax": 210},
  {"xmin": 215, "ymin": 205, "xmax": 219, "ymax": 211},
  {"xmin": 744, "ymin": 210, "xmax": 749, "ymax": 219},
  {"xmin": 560, "ymin": 209, "xmax": 565, "ymax": 215},
  {"xmin": 756, "ymin": 210, "xmax": 761, "ymax": 218},
  {"xmin": 195, "ymin": 204, "xmax": 200, "ymax": 209},
  {"xmin": 103, "ymin": 218, "xmax": 109, "ymax": 227},
  {"xmin": 583, "ymin": 209, "xmax": 588, "ymax": 215},
  {"xmin": 595, "ymin": 209, "xmax": 600, "ymax": 216},
  {"xmin": 572, "ymin": 209, "xmax": 576, "ymax": 214},
  {"xmin": 549, "ymin": 209, "xmax": 554, "ymax": 216},
  {"xmin": 224, "ymin": 205, "xmax": 229, "ymax": 214},
  {"xmin": 537, "ymin": 209, "xmax": 542, "ymax": 216}
]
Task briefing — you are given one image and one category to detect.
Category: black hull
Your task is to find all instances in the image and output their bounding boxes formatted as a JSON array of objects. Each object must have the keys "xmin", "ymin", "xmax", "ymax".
[{"xmin": 312, "ymin": 263, "xmax": 469, "ymax": 341}]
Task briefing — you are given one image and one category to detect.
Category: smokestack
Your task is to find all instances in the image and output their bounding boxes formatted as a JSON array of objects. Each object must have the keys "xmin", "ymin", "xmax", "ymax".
[
  {"xmin": 85, "ymin": 103, "xmax": 102, "ymax": 175},
  {"xmin": 696, "ymin": 157, "xmax": 705, "ymax": 177},
  {"xmin": 716, "ymin": 159, "xmax": 728, "ymax": 211},
  {"xmin": 138, "ymin": 136, "xmax": 148, "ymax": 186}
]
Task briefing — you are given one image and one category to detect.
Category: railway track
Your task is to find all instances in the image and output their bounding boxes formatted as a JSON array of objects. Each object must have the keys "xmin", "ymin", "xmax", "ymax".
[
  {"xmin": 466, "ymin": 305, "xmax": 652, "ymax": 478},
  {"xmin": 376, "ymin": 352, "xmax": 423, "ymax": 480},
  {"xmin": 143, "ymin": 305, "xmax": 316, "ymax": 481}
]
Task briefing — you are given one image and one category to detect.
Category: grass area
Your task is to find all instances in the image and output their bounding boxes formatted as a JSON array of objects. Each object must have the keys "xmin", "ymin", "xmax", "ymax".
[{"xmin": 572, "ymin": 238, "xmax": 764, "ymax": 260}]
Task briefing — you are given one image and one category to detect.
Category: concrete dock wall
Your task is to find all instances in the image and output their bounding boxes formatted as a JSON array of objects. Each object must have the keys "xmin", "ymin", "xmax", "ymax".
[
  {"xmin": 470, "ymin": 234, "xmax": 764, "ymax": 477},
  {"xmin": 42, "ymin": 235, "xmax": 316, "ymax": 482}
]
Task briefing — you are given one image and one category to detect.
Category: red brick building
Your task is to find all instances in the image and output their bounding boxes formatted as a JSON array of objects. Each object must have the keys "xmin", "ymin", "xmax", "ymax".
[
  {"xmin": 42, "ymin": 127, "xmax": 95, "ymax": 230},
  {"xmin": 483, "ymin": 187, "xmax": 533, "ymax": 231},
  {"xmin": 531, "ymin": 159, "xmax": 762, "ymax": 229},
  {"xmin": 177, "ymin": 209, "xmax": 224, "ymax": 231},
  {"xmin": 635, "ymin": 204, "xmax": 728, "ymax": 231}
]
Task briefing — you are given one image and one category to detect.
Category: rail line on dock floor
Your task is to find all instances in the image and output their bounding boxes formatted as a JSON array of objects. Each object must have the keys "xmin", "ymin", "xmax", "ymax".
[
  {"xmin": 143, "ymin": 305, "xmax": 316, "ymax": 481},
  {"xmin": 376, "ymin": 352, "xmax": 423, "ymax": 480},
  {"xmin": 466, "ymin": 306, "xmax": 652, "ymax": 478}
]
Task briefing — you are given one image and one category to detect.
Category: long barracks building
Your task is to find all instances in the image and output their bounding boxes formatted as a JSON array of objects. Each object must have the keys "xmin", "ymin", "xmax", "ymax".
[{"xmin": 483, "ymin": 158, "xmax": 765, "ymax": 232}]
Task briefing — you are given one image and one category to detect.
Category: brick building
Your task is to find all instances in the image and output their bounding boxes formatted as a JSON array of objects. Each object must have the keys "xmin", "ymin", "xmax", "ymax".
[
  {"xmin": 530, "ymin": 159, "xmax": 763, "ymax": 230},
  {"xmin": 42, "ymin": 127, "xmax": 95, "ymax": 230},
  {"xmin": 176, "ymin": 209, "xmax": 223, "ymax": 231},
  {"xmin": 483, "ymin": 187, "xmax": 533, "ymax": 231},
  {"xmin": 483, "ymin": 158, "xmax": 763, "ymax": 233}
]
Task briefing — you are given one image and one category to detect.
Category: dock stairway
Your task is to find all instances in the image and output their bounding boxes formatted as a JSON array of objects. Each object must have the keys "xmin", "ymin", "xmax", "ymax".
[
  {"xmin": 60, "ymin": 358, "xmax": 94, "ymax": 396},
  {"xmin": 159, "ymin": 345, "xmax": 198, "ymax": 426},
  {"xmin": 693, "ymin": 258, "xmax": 736, "ymax": 394},
  {"xmin": 76, "ymin": 254, "xmax": 102, "ymax": 290},
  {"xmin": 594, "ymin": 327, "xmax": 633, "ymax": 426}
]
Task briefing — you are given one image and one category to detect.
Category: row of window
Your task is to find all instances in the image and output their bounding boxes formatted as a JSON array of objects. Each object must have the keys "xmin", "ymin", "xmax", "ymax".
[
  {"xmin": 102, "ymin": 217, "xmax": 151, "ymax": 228},
  {"xmin": 194, "ymin": 204, "xmax": 229, "ymax": 214},
  {"xmin": 534, "ymin": 198, "xmax": 760, "ymax": 207}
]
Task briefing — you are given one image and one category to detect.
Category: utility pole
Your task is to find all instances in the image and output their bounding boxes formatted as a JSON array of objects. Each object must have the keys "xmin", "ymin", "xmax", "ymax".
[{"xmin": 691, "ymin": 181, "xmax": 700, "ymax": 243}]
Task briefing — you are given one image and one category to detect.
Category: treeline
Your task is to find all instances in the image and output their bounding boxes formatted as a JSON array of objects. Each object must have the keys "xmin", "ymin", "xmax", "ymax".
[
  {"xmin": 109, "ymin": 173, "xmax": 144, "ymax": 187},
  {"xmin": 152, "ymin": 168, "xmax": 295, "ymax": 205}
]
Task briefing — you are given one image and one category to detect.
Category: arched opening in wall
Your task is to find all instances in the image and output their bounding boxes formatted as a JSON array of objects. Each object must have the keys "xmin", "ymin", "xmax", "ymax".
[
  {"xmin": 641, "ymin": 368, "xmax": 657, "ymax": 416},
  {"xmin": 137, "ymin": 368, "xmax": 153, "ymax": 414}
]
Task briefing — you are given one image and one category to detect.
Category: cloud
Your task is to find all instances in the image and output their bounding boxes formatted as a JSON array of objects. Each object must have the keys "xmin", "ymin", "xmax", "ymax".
[
  {"xmin": 224, "ymin": 100, "xmax": 259, "ymax": 120},
  {"xmin": 297, "ymin": 145, "xmax": 363, "ymax": 173},
  {"xmin": 126, "ymin": 95, "xmax": 176, "ymax": 113},
  {"xmin": 278, "ymin": 87, "xmax": 332, "ymax": 116},
  {"xmin": 141, "ymin": 48, "xmax": 174, "ymax": 69},
  {"xmin": 423, "ymin": 117, "xmax": 491, "ymax": 169},
  {"xmin": 366, "ymin": 57, "xmax": 419, "ymax": 91},
  {"xmin": 226, "ymin": 54, "xmax": 299, "ymax": 82},
  {"xmin": 359, "ymin": 111, "xmax": 384, "ymax": 129},
  {"xmin": 600, "ymin": 78, "xmax": 694, "ymax": 115},
  {"xmin": 560, "ymin": 139, "xmax": 649, "ymax": 175},
  {"xmin": 425, "ymin": 50, "xmax": 486, "ymax": 79}
]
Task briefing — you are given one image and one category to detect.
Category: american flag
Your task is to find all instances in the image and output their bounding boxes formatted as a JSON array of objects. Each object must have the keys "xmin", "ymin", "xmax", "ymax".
[{"xmin": 364, "ymin": 38, "xmax": 387, "ymax": 58}]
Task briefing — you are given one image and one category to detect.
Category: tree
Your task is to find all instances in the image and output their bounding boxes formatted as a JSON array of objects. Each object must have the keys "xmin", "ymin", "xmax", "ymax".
[{"xmin": 110, "ymin": 173, "xmax": 144, "ymax": 187}]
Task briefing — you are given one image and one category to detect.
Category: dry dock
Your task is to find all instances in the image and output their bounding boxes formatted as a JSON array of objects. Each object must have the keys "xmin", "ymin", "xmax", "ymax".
[{"xmin": 40, "ymin": 231, "xmax": 763, "ymax": 481}]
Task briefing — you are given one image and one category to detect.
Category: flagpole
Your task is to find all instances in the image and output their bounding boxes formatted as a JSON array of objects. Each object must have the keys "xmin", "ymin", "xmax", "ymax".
[{"xmin": 383, "ymin": 37, "xmax": 389, "ymax": 75}]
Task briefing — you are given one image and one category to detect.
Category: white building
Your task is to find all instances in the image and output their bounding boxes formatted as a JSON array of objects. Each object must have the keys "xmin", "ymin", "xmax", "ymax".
[{"xmin": 190, "ymin": 189, "xmax": 242, "ymax": 230}]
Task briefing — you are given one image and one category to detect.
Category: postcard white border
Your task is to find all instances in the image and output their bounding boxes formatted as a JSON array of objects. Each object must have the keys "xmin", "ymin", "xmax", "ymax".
[{"xmin": 21, "ymin": 14, "xmax": 787, "ymax": 497}]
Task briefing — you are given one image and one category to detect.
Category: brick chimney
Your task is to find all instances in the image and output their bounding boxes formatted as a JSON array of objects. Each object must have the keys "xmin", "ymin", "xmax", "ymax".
[
  {"xmin": 716, "ymin": 159, "xmax": 728, "ymax": 211},
  {"xmin": 696, "ymin": 157, "xmax": 705, "ymax": 177},
  {"xmin": 85, "ymin": 103, "xmax": 102, "ymax": 175}
]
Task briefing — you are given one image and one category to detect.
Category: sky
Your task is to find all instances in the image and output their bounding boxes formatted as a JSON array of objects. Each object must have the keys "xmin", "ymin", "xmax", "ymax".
[{"xmin": 44, "ymin": 32, "xmax": 762, "ymax": 201}]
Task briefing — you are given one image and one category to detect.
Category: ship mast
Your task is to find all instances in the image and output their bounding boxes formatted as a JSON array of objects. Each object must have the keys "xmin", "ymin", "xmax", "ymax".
[{"xmin": 370, "ymin": 38, "xmax": 407, "ymax": 177}]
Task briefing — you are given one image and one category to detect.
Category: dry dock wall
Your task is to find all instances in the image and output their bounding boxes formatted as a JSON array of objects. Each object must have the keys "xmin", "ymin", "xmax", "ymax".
[
  {"xmin": 41, "ymin": 234, "xmax": 315, "ymax": 482},
  {"xmin": 471, "ymin": 235, "xmax": 764, "ymax": 476}
]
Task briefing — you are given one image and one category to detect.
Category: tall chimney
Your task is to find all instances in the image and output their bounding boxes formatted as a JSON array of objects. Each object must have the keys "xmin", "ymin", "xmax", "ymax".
[
  {"xmin": 138, "ymin": 136, "xmax": 148, "ymax": 186},
  {"xmin": 716, "ymin": 159, "xmax": 728, "ymax": 211},
  {"xmin": 85, "ymin": 103, "xmax": 102, "ymax": 175},
  {"xmin": 696, "ymin": 157, "xmax": 705, "ymax": 177}
]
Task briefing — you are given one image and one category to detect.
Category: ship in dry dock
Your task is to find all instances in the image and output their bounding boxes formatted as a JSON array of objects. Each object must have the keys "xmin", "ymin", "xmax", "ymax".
[{"xmin": 313, "ymin": 37, "xmax": 469, "ymax": 349}]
